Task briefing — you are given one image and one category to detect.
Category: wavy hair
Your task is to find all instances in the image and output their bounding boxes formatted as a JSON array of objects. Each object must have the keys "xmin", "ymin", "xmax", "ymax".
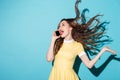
[{"xmin": 53, "ymin": 0, "xmax": 112, "ymax": 56}]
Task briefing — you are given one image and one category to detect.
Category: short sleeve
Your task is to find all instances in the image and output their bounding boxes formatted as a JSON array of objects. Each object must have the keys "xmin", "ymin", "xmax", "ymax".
[{"xmin": 75, "ymin": 42, "xmax": 85, "ymax": 56}]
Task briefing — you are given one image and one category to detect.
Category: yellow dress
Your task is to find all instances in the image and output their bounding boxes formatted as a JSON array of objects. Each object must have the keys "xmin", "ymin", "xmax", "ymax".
[{"xmin": 49, "ymin": 40, "xmax": 85, "ymax": 80}]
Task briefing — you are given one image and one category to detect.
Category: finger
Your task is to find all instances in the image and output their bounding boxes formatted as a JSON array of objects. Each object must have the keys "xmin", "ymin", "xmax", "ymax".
[{"xmin": 108, "ymin": 49, "xmax": 117, "ymax": 54}]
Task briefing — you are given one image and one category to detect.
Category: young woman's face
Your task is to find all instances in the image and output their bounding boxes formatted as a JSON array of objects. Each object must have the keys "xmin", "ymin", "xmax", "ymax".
[{"xmin": 58, "ymin": 20, "xmax": 72, "ymax": 38}]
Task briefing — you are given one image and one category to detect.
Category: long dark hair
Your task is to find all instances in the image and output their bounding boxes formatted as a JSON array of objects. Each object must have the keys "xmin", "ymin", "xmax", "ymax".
[{"xmin": 53, "ymin": 0, "xmax": 112, "ymax": 56}]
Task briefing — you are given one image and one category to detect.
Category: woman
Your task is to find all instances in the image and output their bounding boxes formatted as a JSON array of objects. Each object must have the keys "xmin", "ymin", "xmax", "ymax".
[{"xmin": 46, "ymin": 0, "xmax": 116, "ymax": 80}]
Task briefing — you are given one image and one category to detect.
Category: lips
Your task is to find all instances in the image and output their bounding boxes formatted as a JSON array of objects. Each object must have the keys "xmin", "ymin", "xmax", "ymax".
[{"xmin": 59, "ymin": 30, "xmax": 64, "ymax": 35}]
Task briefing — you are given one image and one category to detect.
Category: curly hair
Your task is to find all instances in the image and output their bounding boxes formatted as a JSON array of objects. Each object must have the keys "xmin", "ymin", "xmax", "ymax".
[{"xmin": 53, "ymin": 0, "xmax": 112, "ymax": 56}]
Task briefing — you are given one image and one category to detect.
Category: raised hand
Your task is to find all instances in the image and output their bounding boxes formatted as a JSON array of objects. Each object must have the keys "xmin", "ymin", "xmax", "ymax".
[
  {"xmin": 51, "ymin": 31, "xmax": 60, "ymax": 41},
  {"xmin": 103, "ymin": 46, "xmax": 117, "ymax": 54}
]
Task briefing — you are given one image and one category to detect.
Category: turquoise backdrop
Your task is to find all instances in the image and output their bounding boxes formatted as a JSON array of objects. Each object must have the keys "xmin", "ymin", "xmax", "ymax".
[{"xmin": 0, "ymin": 0, "xmax": 120, "ymax": 80}]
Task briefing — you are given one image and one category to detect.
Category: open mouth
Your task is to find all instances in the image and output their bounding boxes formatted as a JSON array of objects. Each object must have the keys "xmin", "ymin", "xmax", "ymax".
[{"xmin": 59, "ymin": 30, "xmax": 64, "ymax": 35}]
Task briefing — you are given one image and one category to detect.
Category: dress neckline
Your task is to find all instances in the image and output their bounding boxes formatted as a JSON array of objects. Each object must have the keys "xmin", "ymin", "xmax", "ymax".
[{"xmin": 64, "ymin": 39, "xmax": 74, "ymax": 43}]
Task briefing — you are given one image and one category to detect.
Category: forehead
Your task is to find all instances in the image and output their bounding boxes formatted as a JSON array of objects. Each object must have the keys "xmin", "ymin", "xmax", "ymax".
[{"xmin": 60, "ymin": 20, "xmax": 68, "ymax": 25}]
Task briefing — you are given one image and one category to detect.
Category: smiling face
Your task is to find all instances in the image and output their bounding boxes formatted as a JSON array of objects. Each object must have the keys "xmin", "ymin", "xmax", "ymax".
[{"xmin": 58, "ymin": 20, "xmax": 73, "ymax": 39}]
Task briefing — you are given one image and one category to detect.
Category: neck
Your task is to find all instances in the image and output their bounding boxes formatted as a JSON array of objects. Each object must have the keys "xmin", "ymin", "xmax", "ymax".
[{"xmin": 64, "ymin": 36, "xmax": 73, "ymax": 41}]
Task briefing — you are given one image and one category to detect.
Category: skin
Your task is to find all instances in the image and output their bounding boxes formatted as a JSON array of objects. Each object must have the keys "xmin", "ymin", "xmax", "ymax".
[{"xmin": 46, "ymin": 20, "xmax": 117, "ymax": 69}]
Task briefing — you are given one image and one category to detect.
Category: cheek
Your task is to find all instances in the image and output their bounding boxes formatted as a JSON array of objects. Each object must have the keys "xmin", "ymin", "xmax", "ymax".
[
  {"xmin": 64, "ymin": 26, "xmax": 71, "ymax": 32},
  {"xmin": 64, "ymin": 30, "xmax": 70, "ymax": 36},
  {"xmin": 67, "ymin": 28, "xmax": 72, "ymax": 33},
  {"xmin": 64, "ymin": 28, "xmax": 69, "ymax": 33}
]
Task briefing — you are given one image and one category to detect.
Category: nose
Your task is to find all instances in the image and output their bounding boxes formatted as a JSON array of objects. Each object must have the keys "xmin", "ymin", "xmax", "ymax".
[
  {"xmin": 58, "ymin": 26, "xmax": 62, "ymax": 30},
  {"xmin": 58, "ymin": 27, "xmax": 61, "ymax": 31}
]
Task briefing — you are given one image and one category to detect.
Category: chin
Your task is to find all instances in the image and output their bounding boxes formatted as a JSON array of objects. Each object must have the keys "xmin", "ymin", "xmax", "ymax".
[{"xmin": 60, "ymin": 35, "xmax": 65, "ymax": 38}]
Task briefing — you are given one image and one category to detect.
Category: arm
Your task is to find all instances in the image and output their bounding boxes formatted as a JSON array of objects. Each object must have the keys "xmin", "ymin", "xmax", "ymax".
[
  {"xmin": 46, "ymin": 31, "xmax": 60, "ymax": 62},
  {"xmin": 79, "ymin": 47, "xmax": 116, "ymax": 69}
]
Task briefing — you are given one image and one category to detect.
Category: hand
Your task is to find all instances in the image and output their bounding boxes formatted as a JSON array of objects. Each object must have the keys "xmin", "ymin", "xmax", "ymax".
[
  {"xmin": 51, "ymin": 31, "xmax": 60, "ymax": 41},
  {"xmin": 103, "ymin": 46, "xmax": 117, "ymax": 55}
]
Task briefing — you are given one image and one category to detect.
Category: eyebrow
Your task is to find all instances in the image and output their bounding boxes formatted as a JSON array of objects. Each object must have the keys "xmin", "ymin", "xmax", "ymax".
[
  {"xmin": 60, "ymin": 21, "xmax": 65, "ymax": 26},
  {"xmin": 61, "ymin": 22, "xmax": 64, "ymax": 25}
]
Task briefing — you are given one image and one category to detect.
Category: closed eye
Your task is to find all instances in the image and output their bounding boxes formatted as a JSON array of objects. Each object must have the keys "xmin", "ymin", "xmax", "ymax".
[{"xmin": 62, "ymin": 23, "xmax": 65, "ymax": 27}]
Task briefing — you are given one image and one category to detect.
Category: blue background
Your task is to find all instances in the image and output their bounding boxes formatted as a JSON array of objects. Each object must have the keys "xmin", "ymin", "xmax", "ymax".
[{"xmin": 0, "ymin": 0, "xmax": 120, "ymax": 80}]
